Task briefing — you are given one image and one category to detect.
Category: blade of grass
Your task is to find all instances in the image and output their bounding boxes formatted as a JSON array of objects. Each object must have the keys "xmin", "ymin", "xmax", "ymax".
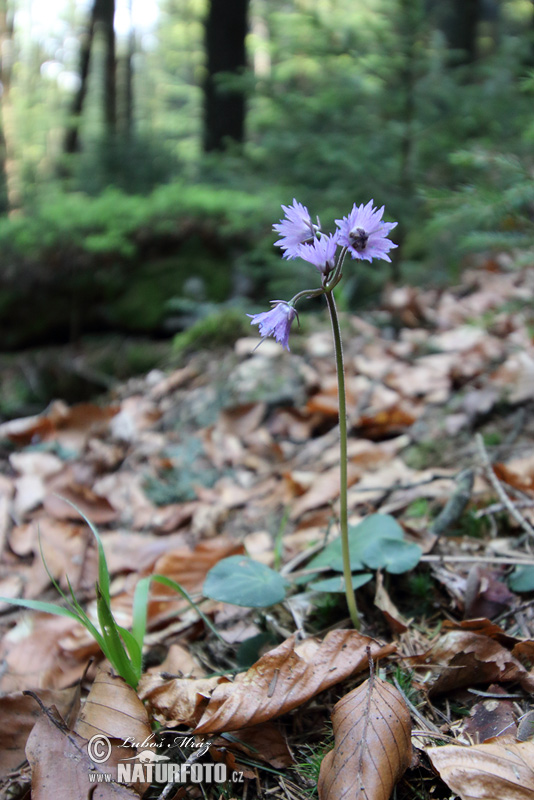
[
  {"xmin": 152, "ymin": 574, "xmax": 224, "ymax": 642},
  {"xmin": 117, "ymin": 625, "xmax": 143, "ymax": 682},
  {"xmin": 95, "ymin": 584, "xmax": 139, "ymax": 688},
  {"xmin": 54, "ymin": 496, "xmax": 111, "ymax": 605},
  {"xmin": 0, "ymin": 596, "xmax": 84, "ymax": 621},
  {"xmin": 64, "ymin": 575, "xmax": 106, "ymax": 651},
  {"xmin": 132, "ymin": 576, "xmax": 151, "ymax": 651}
]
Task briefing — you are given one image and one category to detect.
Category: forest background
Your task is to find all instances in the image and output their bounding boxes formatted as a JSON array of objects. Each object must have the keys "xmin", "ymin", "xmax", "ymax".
[{"xmin": 1, "ymin": 0, "xmax": 534, "ymax": 418}]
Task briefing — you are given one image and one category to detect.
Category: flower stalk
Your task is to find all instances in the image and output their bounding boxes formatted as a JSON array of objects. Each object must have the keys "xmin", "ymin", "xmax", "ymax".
[
  {"xmin": 249, "ymin": 198, "xmax": 397, "ymax": 627},
  {"xmin": 324, "ymin": 289, "xmax": 360, "ymax": 628}
]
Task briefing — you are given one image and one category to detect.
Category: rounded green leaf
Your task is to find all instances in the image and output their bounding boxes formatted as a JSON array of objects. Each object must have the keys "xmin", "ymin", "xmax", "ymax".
[
  {"xmin": 508, "ymin": 565, "xmax": 534, "ymax": 593},
  {"xmin": 305, "ymin": 514, "xmax": 405, "ymax": 574},
  {"xmin": 203, "ymin": 556, "xmax": 287, "ymax": 607},
  {"xmin": 310, "ymin": 573, "xmax": 373, "ymax": 593},
  {"xmin": 362, "ymin": 538, "xmax": 422, "ymax": 574}
]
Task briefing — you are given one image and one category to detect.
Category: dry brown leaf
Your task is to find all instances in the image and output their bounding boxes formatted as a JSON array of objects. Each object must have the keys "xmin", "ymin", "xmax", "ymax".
[
  {"xmin": 441, "ymin": 618, "xmax": 519, "ymax": 648},
  {"xmin": 289, "ymin": 463, "xmax": 363, "ymax": 521},
  {"xmin": 75, "ymin": 669, "xmax": 151, "ymax": 744},
  {"xmin": 43, "ymin": 480, "xmax": 117, "ymax": 524},
  {"xmin": 9, "ymin": 450, "xmax": 64, "ymax": 478},
  {"xmin": 462, "ymin": 685, "xmax": 517, "ymax": 744},
  {"xmin": 145, "ymin": 642, "xmax": 206, "ymax": 678},
  {"xmin": 149, "ymin": 537, "xmax": 245, "ymax": 607},
  {"xmin": 374, "ymin": 572, "xmax": 409, "ymax": 634},
  {"xmin": 213, "ymin": 721, "xmax": 293, "ymax": 768},
  {"xmin": 138, "ymin": 674, "xmax": 225, "ymax": 728},
  {"xmin": 317, "ymin": 676, "xmax": 412, "ymax": 800},
  {"xmin": 417, "ymin": 630, "xmax": 534, "ymax": 696},
  {"xmin": 25, "ymin": 518, "xmax": 89, "ymax": 598},
  {"xmin": 427, "ymin": 737, "xmax": 534, "ymax": 800},
  {"xmin": 194, "ymin": 631, "xmax": 395, "ymax": 734},
  {"xmin": 26, "ymin": 709, "xmax": 141, "ymax": 799},
  {"xmin": 0, "ymin": 612, "xmax": 98, "ymax": 692},
  {"xmin": 0, "ymin": 400, "xmax": 118, "ymax": 452},
  {"xmin": 0, "ymin": 686, "xmax": 80, "ymax": 778}
]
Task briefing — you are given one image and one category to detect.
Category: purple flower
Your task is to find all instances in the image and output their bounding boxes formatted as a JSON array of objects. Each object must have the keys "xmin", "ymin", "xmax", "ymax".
[
  {"xmin": 247, "ymin": 301, "xmax": 297, "ymax": 350},
  {"xmin": 273, "ymin": 199, "xmax": 318, "ymax": 259},
  {"xmin": 297, "ymin": 232, "xmax": 339, "ymax": 276},
  {"xmin": 336, "ymin": 200, "xmax": 398, "ymax": 262}
]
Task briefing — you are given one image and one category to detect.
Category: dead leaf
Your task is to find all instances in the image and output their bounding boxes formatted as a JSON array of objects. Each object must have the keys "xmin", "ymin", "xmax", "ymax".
[
  {"xmin": 317, "ymin": 676, "xmax": 412, "ymax": 800},
  {"xmin": 0, "ymin": 612, "xmax": 98, "ymax": 693},
  {"xmin": 75, "ymin": 669, "xmax": 151, "ymax": 744},
  {"xmin": 289, "ymin": 464, "xmax": 363, "ymax": 521},
  {"xmin": 374, "ymin": 572, "xmax": 409, "ymax": 633},
  {"xmin": 462, "ymin": 685, "xmax": 517, "ymax": 743},
  {"xmin": 417, "ymin": 630, "xmax": 534, "ymax": 696},
  {"xmin": 26, "ymin": 709, "xmax": 140, "ymax": 799},
  {"xmin": 213, "ymin": 721, "xmax": 293, "ymax": 768},
  {"xmin": 427, "ymin": 737, "xmax": 534, "ymax": 800},
  {"xmin": 138, "ymin": 673, "xmax": 225, "ymax": 728},
  {"xmin": 194, "ymin": 631, "xmax": 395, "ymax": 733},
  {"xmin": 0, "ymin": 686, "xmax": 80, "ymax": 778}
]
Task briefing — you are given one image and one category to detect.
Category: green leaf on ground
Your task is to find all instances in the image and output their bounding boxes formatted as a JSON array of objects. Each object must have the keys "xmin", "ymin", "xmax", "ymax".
[
  {"xmin": 508, "ymin": 565, "xmax": 534, "ymax": 592},
  {"xmin": 203, "ymin": 556, "xmax": 287, "ymax": 607},
  {"xmin": 305, "ymin": 514, "xmax": 406, "ymax": 575},
  {"xmin": 310, "ymin": 573, "xmax": 374, "ymax": 593},
  {"xmin": 362, "ymin": 538, "xmax": 422, "ymax": 574}
]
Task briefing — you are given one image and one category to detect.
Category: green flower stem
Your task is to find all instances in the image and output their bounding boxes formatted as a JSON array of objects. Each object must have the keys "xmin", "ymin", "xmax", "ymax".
[
  {"xmin": 290, "ymin": 286, "xmax": 327, "ymax": 305},
  {"xmin": 324, "ymin": 289, "xmax": 360, "ymax": 629}
]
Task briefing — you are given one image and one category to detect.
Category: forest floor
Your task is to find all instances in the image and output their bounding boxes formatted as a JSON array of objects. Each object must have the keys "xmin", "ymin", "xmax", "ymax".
[{"xmin": 0, "ymin": 258, "xmax": 534, "ymax": 800}]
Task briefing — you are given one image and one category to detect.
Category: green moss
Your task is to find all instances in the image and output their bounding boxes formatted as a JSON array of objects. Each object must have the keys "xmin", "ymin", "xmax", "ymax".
[
  {"xmin": 173, "ymin": 307, "xmax": 249, "ymax": 355},
  {"xmin": 403, "ymin": 441, "xmax": 445, "ymax": 471}
]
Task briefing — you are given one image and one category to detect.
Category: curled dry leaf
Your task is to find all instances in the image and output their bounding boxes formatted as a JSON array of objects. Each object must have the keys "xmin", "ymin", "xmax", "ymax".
[
  {"xmin": 194, "ymin": 631, "xmax": 395, "ymax": 734},
  {"xmin": 427, "ymin": 737, "xmax": 534, "ymax": 800},
  {"xmin": 75, "ymin": 669, "xmax": 151, "ymax": 745},
  {"xmin": 416, "ymin": 630, "xmax": 534, "ymax": 696},
  {"xmin": 138, "ymin": 674, "xmax": 225, "ymax": 728},
  {"xmin": 318, "ymin": 676, "xmax": 412, "ymax": 800}
]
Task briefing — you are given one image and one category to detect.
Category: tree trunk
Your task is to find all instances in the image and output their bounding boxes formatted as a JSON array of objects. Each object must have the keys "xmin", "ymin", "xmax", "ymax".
[
  {"xmin": 99, "ymin": 0, "xmax": 117, "ymax": 134},
  {"xmin": 439, "ymin": 0, "xmax": 481, "ymax": 65},
  {"xmin": 63, "ymin": 1, "xmax": 97, "ymax": 155},
  {"xmin": 63, "ymin": 0, "xmax": 116, "ymax": 159},
  {"xmin": 0, "ymin": 0, "xmax": 21, "ymax": 212},
  {"xmin": 203, "ymin": 0, "xmax": 249, "ymax": 152}
]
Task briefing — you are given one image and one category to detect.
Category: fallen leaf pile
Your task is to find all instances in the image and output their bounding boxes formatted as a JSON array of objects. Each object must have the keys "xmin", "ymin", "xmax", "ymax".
[{"xmin": 1, "ymin": 261, "xmax": 534, "ymax": 799}]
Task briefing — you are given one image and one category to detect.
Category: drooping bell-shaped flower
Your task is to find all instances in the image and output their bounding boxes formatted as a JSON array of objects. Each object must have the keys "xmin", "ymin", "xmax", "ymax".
[
  {"xmin": 297, "ymin": 232, "xmax": 339, "ymax": 276},
  {"xmin": 247, "ymin": 301, "xmax": 298, "ymax": 350}
]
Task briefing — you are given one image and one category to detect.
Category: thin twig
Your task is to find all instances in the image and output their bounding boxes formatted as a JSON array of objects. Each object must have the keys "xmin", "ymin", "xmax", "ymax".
[
  {"xmin": 495, "ymin": 598, "xmax": 534, "ymax": 622},
  {"xmin": 349, "ymin": 473, "xmax": 454, "ymax": 493},
  {"xmin": 421, "ymin": 554, "xmax": 534, "ymax": 565},
  {"xmin": 392, "ymin": 677, "xmax": 442, "ymax": 735},
  {"xmin": 475, "ymin": 433, "xmax": 534, "ymax": 541},
  {"xmin": 476, "ymin": 499, "xmax": 534, "ymax": 518}
]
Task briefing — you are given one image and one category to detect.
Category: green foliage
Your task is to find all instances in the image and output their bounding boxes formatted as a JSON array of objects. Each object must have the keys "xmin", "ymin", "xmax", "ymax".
[
  {"xmin": 0, "ymin": 503, "xmax": 218, "ymax": 688},
  {"xmin": 508, "ymin": 565, "xmax": 534, "ymax": 592},
  {"xmin": 405, "ymin": 498, "xmax": 430, "ymax": 518},
  {"xmin": 203, "ymin": 556, "xmax": 288, "ymax": 608},
  {"xmin": 172, "ymin": 307, "xmax": 251, "ymax": 355},
  {"xmin": 3, "ymin": 0, "xmax": 534, "ymax": 359},
  {"xmin": 309, "ymin": 573, "xmax": 373, "ymax": 593},
  {"xmin": 305, "ymin": 514, "xmax": 422, "ymax": 578}
]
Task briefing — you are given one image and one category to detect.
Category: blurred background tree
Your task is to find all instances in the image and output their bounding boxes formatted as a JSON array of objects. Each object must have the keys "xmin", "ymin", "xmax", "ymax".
[{"xmin": 1, "ymin": 0, "xmax": 534, "ymax": 414}]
